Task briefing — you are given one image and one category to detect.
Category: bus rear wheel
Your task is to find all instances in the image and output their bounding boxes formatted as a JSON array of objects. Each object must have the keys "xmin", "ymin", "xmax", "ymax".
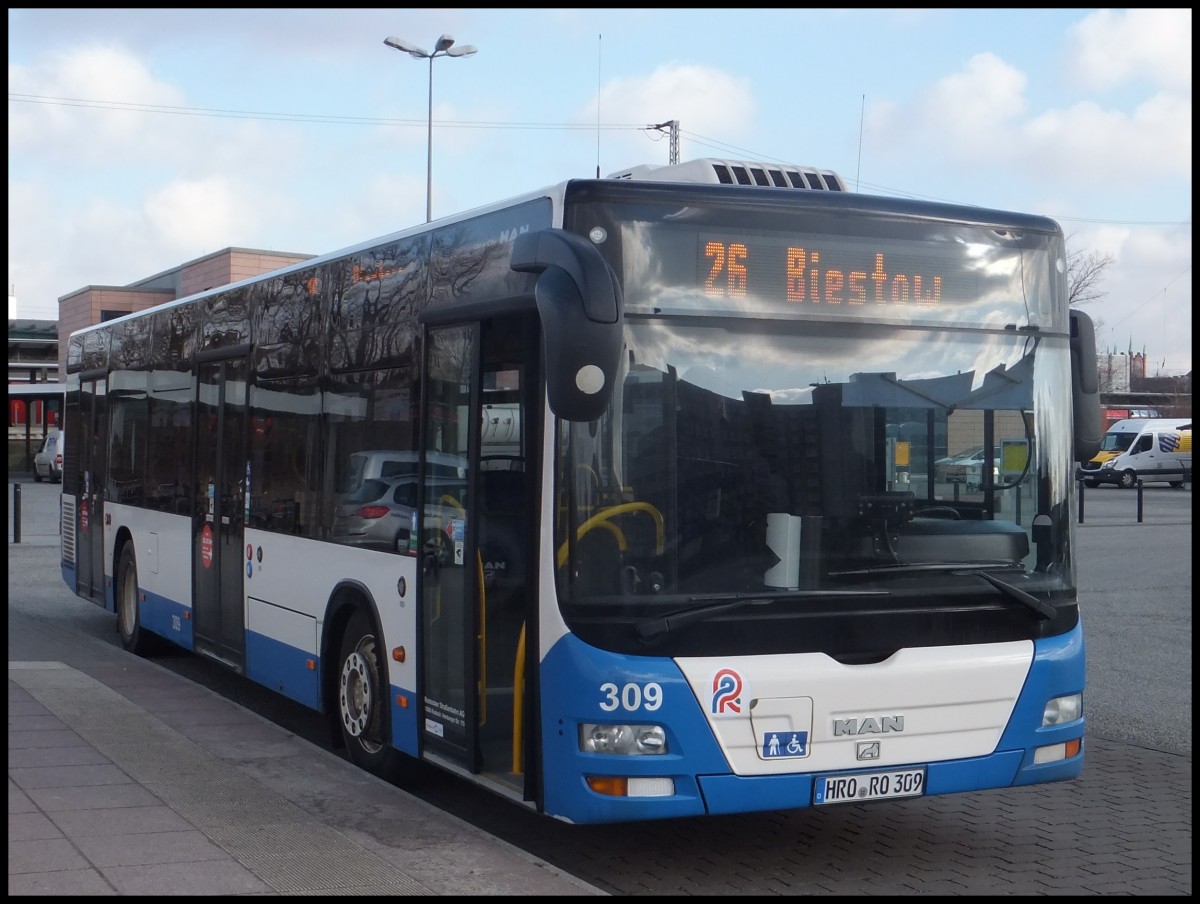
[
  {"xmin": 336, "ymin": 609, "xmax": 409, "ymax": 782},
  {"xmin": 116, "ymin": 544, "xmax": 160, "ymax": 655}
]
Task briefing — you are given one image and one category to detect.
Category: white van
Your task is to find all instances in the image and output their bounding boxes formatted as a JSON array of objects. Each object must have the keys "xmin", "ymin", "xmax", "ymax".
[{"xmin": 1078, "ymin": 418, "xmax": 1192, "ymax": 488}]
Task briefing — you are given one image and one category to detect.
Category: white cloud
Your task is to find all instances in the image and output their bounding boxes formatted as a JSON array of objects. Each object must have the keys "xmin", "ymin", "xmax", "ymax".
[
  {"xmin": 144, "ymin": 177, "xmax": 257, "ymax": 253},
  {"xmin": 867, "ymin": 46, "xmax": 1191, "ymax": 196},
  {"xmin": 8, "ymin": 45, "xmax": 187, "ymax": 164},
  {"xmin": 867, "ymin": 53, "xmax": 1028, "ymax": 168},
  {"xmin": 578, "ymin": 63, "xmax": 756, "ymax": 170},
  {"xmin": 1019, "ymin": 91, "xmax": 1191, "ymax": 185},
  {"xmin": 1067, "ymin": 9, "xmax": 1193, "ymax": 93},
  {"xmin": 1069, "ymin": 222, "xmax": 1192, "ymax": 370}
]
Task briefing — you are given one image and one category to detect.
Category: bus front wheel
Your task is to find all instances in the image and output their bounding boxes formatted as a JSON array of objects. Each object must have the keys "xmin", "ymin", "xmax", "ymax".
[
  {"xmin": 1118, "ymin": 470, "xmax": 1139, "ymax": 489},
  {"xmin": 336, "ymin": 609, "xmax": 408, "ymax": 782}
]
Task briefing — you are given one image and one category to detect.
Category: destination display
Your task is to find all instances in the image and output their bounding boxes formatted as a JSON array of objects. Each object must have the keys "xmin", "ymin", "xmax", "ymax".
[{"xmin": 699, "ymin": 233, "xmax": 981, "ymax": 309}]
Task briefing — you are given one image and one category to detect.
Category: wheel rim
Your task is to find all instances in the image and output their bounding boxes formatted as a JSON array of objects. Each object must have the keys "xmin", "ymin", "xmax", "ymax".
[{"xmin": 339, "ymin": 637, "xmax": 383, "ymax": 752}]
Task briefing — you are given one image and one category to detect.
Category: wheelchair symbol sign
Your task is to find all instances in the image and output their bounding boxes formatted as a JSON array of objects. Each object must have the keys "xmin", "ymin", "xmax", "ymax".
[{"xmin": 762, "ymin": 731, "xmax": 809, "ymax": 758}]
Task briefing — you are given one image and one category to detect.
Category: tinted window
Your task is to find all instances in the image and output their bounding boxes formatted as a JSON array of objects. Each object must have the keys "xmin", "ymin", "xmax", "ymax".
[
  {"xmin": 248, "ymin": 376, "xmax": 321, "ymax": 536},
  {"xmin": 349, "ymin": 478, "xmax": 392, "ymax": 504}
]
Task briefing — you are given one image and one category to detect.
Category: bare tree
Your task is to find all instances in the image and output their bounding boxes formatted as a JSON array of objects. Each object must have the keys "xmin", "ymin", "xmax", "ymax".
[{"xmin": 1066, "ymin": 244, "xmax": 1114, "ymax": 308}]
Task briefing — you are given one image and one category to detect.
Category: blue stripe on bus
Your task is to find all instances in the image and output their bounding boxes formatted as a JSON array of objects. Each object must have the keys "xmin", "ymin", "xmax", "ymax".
[
  {"xmin": 245, "ymin": 630, "xmax": 320, "ymax": 710},
  {"xmin": 389, "ymin": 687, "xmax": 420, "ymax": 756},
  {"xmin": 141, "ymin": 590, "xmax": 194, "ymax": 650},
  {"xmin": 60, "ymin": 562, "xmax": 76, "ymax": 594},
  {"xmin": 1000, "ymin": 623, "xmax": 1086, "ymax": 784}
]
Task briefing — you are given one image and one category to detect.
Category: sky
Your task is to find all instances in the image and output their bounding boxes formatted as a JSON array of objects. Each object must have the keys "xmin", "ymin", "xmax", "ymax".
[{"xmin": 7, "ymin": 8, "xmax": 1193, "ymax": 375}]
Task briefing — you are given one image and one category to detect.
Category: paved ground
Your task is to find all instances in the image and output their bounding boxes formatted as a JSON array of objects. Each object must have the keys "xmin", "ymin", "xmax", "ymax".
[{"xmin": 8, "ymin": 641, "xmax": 607, "ymax": 895}]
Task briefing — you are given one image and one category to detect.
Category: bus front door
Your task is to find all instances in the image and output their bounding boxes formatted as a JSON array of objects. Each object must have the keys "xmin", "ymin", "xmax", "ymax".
[
  {"xmin": 419, "ymin": 323, "xmax": 481, "ymax": 772},
  {"xmin": 419, "ymin": 316, "xmax": 536, "ymax": 794},
  {"xmin": 192, "ymin": 356, "xmax": 249, "ymax": 668}
]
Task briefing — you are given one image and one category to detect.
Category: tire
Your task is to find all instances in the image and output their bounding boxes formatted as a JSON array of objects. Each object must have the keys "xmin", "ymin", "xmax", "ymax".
[
  {"xmin": 1083, "ymin": 479, "xmax": 1099, "ymax": 489},
  {"xmin": 116, "ymin": 544, "xmax": 159, "ymax": 655},
  {"xmin": 1118, "ymin": 470, "xmax": 1139, "ymax": 489},
  {"xmin": 33, "ymin": 469, "xmax": 43, "ymax": 483},
  {"xmin": 336, "ymin": 609, "xmax": 409, "ymax": 782}
]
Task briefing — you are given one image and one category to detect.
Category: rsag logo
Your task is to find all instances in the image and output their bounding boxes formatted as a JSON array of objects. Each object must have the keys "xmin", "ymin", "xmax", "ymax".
[{"xmin": 710, "ymin": 668, "xmax": 744, "ymax": 716}]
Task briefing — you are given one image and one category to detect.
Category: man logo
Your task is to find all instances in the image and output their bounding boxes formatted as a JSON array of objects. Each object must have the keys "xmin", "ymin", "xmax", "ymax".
[
  {"xmin": 857, "ymin": 741, "xmax": 881, "ymax": 761},
  {"xmin": 833, "ymin": 715, "xmax": 904, "ymax": 735}
]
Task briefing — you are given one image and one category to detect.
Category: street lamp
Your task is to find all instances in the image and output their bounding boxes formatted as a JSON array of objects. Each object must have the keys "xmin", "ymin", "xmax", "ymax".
[{"xmin": 384, "ymin": 34, "xmax": 477, "ymax": 223}]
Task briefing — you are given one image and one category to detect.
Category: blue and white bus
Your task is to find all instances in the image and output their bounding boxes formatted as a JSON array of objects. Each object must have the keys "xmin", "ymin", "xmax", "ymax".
[{"xmin": 60, "ymin": 157, "xmax": 1103, "ymax": 824}]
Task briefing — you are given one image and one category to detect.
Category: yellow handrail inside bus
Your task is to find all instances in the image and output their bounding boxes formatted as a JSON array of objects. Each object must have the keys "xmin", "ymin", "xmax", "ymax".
[
  {"xmin": 555, "ymin": 519, "xmax": 626, "ymax": 568},
  {"xmin": 512, "ymin": 621, "xmax": 525, "ymax": 775},
  {"xmin": 555, "ymin": 501, "xmax": 665, "ymax": 569}
]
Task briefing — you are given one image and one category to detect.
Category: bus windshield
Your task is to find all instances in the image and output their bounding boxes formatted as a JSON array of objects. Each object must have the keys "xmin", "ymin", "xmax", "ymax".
[{"xmin": 555, "ymin": 196, "xmax": 1074, "ymax": 653}]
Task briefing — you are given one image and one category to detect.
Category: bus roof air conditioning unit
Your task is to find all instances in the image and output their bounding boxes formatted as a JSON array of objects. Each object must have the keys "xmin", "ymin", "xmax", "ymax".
[{"xmin": 607, "ymin": 158, "xmax": 847, "ymax": 192}]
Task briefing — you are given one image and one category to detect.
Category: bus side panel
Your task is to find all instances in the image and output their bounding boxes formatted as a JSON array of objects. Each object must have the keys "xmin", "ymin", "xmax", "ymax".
[
  {"xmin": 105, "ymin": 502, "xmax": 195, "ymax": 649},
  {"xmin": 246, "ymin": 599, "xmax": 320, "ymax": 709},
  {"xmin": 142, "ymin": 588, "xmax": 194, "ymax": 650},
  {"xmin": 538, "ymin": 632, "xmax": 731, "ymax": 824},
  {"xmin": 241, "ymin": 530, "xmax": 421, "ymax": 751}
]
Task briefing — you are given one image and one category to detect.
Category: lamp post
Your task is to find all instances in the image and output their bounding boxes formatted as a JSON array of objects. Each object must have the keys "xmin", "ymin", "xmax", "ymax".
[{"xmin": 384, "ymin": 34, "xmax": 477, "ymax": 223}]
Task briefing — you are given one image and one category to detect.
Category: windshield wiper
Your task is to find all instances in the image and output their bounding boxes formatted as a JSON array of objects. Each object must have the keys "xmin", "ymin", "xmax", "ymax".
[
  {"xmin": 829, "ymin": 562, "xmax": 1055, "ymax": 620},
  {"xmin": 635, "ymin": 589, "xmax": 887, "ymax": 642}
]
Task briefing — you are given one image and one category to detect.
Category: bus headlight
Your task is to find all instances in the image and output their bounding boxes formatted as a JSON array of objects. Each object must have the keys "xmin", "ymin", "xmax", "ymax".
[
  {"xmin": 579, "ymin": 723, "xmax": 668, "ymax": 755},
  {"xmin": 1042, "ymin": 693, "xmax": 1082, "ymax": 726}
]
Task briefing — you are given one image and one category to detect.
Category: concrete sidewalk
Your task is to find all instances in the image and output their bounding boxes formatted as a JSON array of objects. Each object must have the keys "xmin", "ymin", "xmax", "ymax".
[{"xmin": 9, "ymin": 654, "xmax": 604, "ymax": 896}]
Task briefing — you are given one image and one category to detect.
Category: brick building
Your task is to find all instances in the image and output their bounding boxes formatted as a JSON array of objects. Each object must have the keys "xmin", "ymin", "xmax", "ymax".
[{"xmin": 54, "ymin": 246, "xmax": 313, "ymax": 381}]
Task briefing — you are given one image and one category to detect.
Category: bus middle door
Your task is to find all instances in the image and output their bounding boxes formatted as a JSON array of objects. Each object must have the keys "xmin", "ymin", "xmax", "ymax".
[
  {"xmin": 76, "ymin": 375, "xmax": 107, "ymax": 603},
  {"xmin": 192, "ymin": 354, "xmax": 249, "ymax": 669}
]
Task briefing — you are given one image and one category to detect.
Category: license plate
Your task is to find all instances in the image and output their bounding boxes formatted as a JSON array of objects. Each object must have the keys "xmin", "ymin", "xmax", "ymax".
[{"xmin": 814, "ymin": 767, "xmax": 925, "ymax": 805}]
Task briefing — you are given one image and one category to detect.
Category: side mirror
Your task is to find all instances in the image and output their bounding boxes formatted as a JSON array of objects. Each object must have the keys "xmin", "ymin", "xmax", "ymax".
[
  {"xmin": 511, "ymin": 229, "xmax": 623, "ymax": 422},
  {"xmin": 1069, "ymin": 308, "xmax": 1103, "ymax": 462}
]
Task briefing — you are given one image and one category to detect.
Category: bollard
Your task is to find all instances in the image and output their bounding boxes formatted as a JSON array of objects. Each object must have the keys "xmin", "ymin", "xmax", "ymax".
[
  {"xmin": 1077, "ymin": 477, "xmax": 1085, "ymax": 524},
  {"xmin": 1136, "ymin": 480, "xmax": 1144, "ymax": 523},
  {"xmin": 13, "ymin": 482, "xmax": 21, "ymax": 544}
]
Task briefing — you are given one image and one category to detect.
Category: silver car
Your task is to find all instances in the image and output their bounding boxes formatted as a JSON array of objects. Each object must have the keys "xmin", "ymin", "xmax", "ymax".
[
  {"xmin": 934, "ymin": 445, "xmax": 1000, "ymax": 491},
  {"xmin": 33, "ymin": 431, "xmax": 63, "ymax": 483},
  {"xmin": 331, "ymin": 475, "xmax": 466, "ymax": 557}
]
